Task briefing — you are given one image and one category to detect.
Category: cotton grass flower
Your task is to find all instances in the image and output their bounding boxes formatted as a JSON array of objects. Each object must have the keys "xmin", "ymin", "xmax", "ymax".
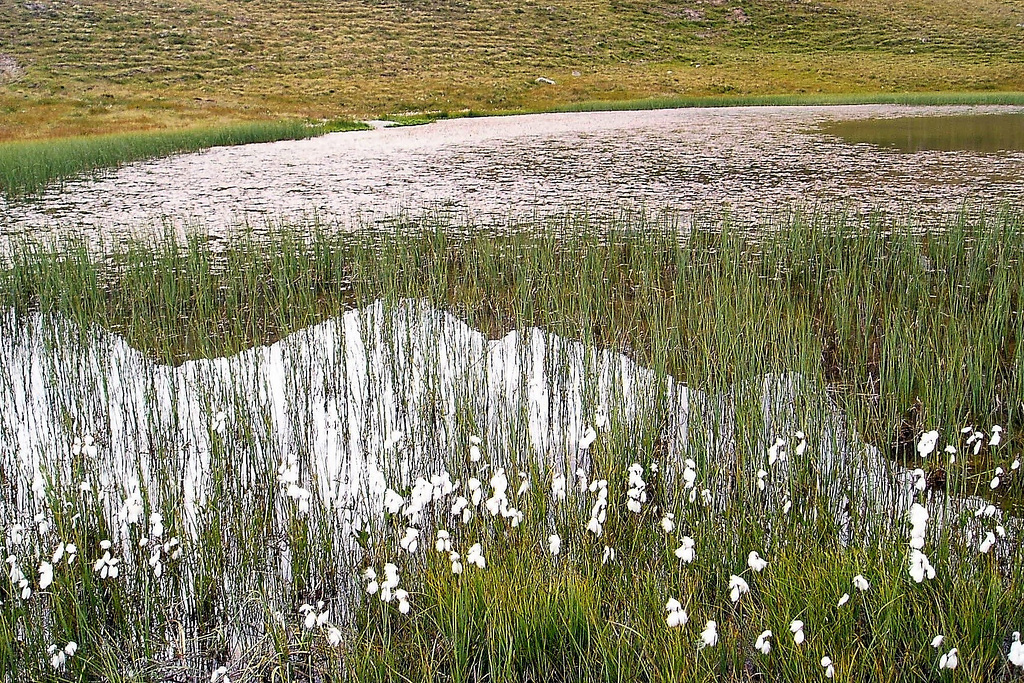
[
  {"xmin": 908, "ymin": 549, "xmax": 936, "ymax": 583},
  {"xmin": 794, "ymin": 431, "xmax": 807, "ymax": 456},
  {"xmin": 968, "ymin": 430, "xmax": 985, "ymax": 455},
  {"xmin": 327, "ymin": 627, "xmax": 342, "ymax": 647},
  {"xmin": 450, "ymin": 551, "xmax": 463, "ymax": 574},
  {"xmin": 451, "ymin": 496, "xmax": 472, "ymax": 524},
  {"xmin": 626, "ymin": 463, "xmax": 647, "ymax": 513},
  {"xmin": 728, "ymin": 574, "xmax": 749, "ymax": 602},
  {"xmin": 93, "ymin": 549, "xmax": 120, "ymax": 580},
  {"xmin": 466, "ymin": 543, "xmax": 485, "ymax": 569},
  {"xmin": 468, "ymin": 478, "xmax": 483, "ymax": 507},
  {"xmin": 674, "ymin": 536, "xmax": 696, "ymax": 564},
  {"xmin": 837, "ymin": 593, "xmax": 850, "ymax": 607},
  {"xmin": 547, "ymin": 534, "xmax": 561, "ymax": 555},
  {"xmin": 394, "ymin": 588, "xmax": 411, "ymax": 614},
  {"xmin": 699, "ymin": 620, "xmax": 718, "ymax": 648},
  {"xmin": 517, "ymin": 471, "xmax": 530, "ymax": 496},
  {"xmin": 990, "ymin": 425, "xmax": 1003, "ymax": 446},
  {"xmin": 754, "ymin": 630, "xmax": 772, "ymax": 655},
  {"xmin": 551, "ymin": 474, "xmax": 567, "ymax": 502},
  {"xmin": 38, "ymin": 561, "xmax": 53, "ymax": 590},
  {"xmin": 211, "ymin": 666, "xmax": 230, "ymax": 683},
  {"xmin": 665, "ymin": 598, "xmax": 687, "ymax": 627},
  {"xmin": 579, "ymin": 427, "xmax": 597, "ymax": 450},
  {"xmin": 908, "ymin": 503, "xmax": 928, "ymax": 549},
  {"xmin": 918, "ymin": 430, "xmax": 939, "ymax": 457},
  {"xmin": 379, "ymin": 563, "xmax": 401, "ymax": 602},
  {"xmin": 821, "ymin": 656, "xmax": 835, "ymax": 678},
  {"xmin": 747, "ymin": 551, "xmax": 767, "ymax": 572},
  {"xmin": 790, "ymin": 619, "xmax": 805, "ymax": 645},
  {"xmin": 299, "ymin": 601, "xmax": 329, "ymax": 629},
  {"xmin": 938, "ymin": 648, "xmax": 958, "ymax": 670},
  {"xmin": 434, "ymin": 530, "xmax": 452, "ymax": 553},
  {"xmin": 34, "ymin": 512, "xmax": 50, "ymax": 535},
  {"xmin": 980, "ymin": 531, "xmax": 996, "ymax": 554},
  {"xmin": 682, "ymin": 459, "xmax": 697, "ymax": 490},
  {"xmin": 399, "ymin": 527, "xmax": 420, "ymax": 553},
  {"xmin": 659, "ymin": 513, "xmax": 675, "ymax": 534},
  {"xmin": 931, "ymin": 635, "xmax": 944, "ymax": 649},
  {"xmin": 586, "ymin": 479, "xmax": 608, "ymax": 537},
  {"xmin": 383, "ymin": 489, "xmax": 404, "ymax": 515},
  {"xmin": 601, "ymin": 546, "xmax": 616, "ymax": 565},
  {"xmin": 1009, "ymin": 632, "xmax": 1024, "ymax": 668},
  {"xmin": 285, "ymin": 484, "xmax": 312, "ymax": 514},
  {"xmin": 853, "ymin": 574, "xmax": 870, "ymax": 592},
  {"xmin": 48, "ymin": 644, "xmax": 68, "ymax": 671},
  {"xmin": 362, "ymin": 566, "xmax": 379, "ymax": 594}
]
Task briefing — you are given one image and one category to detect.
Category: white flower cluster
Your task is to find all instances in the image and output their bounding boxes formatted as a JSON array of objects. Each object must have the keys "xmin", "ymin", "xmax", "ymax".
[{"xmin": 626, "ymin": 463, "xmax": 647, "ymax": 513}]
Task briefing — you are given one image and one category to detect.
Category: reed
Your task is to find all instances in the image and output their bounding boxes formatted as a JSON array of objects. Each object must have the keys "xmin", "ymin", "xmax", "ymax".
[
  {"xmin": 0, "ymin": 119, "xmax": 369, "ymax": 197},
  {"xmin": 0, "ymin": 209, "xmax": 1022, "ymax": 681}
]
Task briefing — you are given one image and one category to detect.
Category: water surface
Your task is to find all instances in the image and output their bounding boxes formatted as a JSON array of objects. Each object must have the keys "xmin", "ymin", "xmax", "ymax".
[
  {"xmin": 2, "ymin": 105, "xmax": 1023, "ymax": 243},
  {"xmin": 819, "ymin": 113, "xmax": 1024, "ymax": 153}
]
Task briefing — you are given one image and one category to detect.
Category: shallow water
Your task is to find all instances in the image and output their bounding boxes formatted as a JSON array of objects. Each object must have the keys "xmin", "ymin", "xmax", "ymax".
[
  {"xmin": 819, "ymin": 113, "xmax": 1024, "ymax": 154},
  {"xmin": 0, "ymin": 299, "xmax": 1004, "ymax": 550},
  {"xmin": 2, "ymin": 104, "xmax": 1024, "ymax": 243}
]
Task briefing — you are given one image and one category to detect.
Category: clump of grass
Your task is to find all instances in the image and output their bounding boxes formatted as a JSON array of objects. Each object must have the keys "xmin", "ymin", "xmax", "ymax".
[
  {"xmin": 0, "ymin": 119, "xmax": 369, "ymax": 197},
  {"xmin": 550, "ymin": 91, "xmax": 1024, "ymax": 114}
]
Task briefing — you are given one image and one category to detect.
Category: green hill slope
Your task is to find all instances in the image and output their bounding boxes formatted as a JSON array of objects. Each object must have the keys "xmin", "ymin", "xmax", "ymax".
[{"xmin": 1, "ymin": 0, "xmax": 1023, "ymax": 140}]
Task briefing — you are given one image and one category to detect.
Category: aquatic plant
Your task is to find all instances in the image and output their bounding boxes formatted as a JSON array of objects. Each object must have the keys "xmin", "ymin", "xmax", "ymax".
[{"xmin": 0, "ymin": 211, "xmax": 1023, "ymax": 680}]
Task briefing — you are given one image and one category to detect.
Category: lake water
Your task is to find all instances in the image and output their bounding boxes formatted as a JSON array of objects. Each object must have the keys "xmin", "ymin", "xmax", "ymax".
[
  {"xmin": 1, "ymin": 104, "xmax": 1023, "ymax": 242},
  {"xmin": 819, "ymin": 112, "xmax": 1024, "ymax": 154}
]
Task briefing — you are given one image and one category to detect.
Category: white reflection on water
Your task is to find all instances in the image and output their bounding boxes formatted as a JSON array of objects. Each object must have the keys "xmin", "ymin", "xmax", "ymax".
[
  {"xmin": 2, "ymin": 104, "xmax": 1024, "ymax": 242},
  {"xmin": 1, "ymin": 299, "xmax": 998, "ymax": 552}
]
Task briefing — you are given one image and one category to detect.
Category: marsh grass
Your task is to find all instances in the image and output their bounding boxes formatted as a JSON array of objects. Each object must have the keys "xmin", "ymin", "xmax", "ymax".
[
  {"xmin": 0, "ymin": 119, "xmax": 369, "ymax": 197},
  {"xmin": 1, "ymin": 209, "xmax": 1024, "ymax": 681},
  {"xmin": 4, "ymin": 209, "xmax": 1021, "ymax": 450},
  {"xmin": 549, "ymin": 91, "xmax": 1024, "ymax": 114}
]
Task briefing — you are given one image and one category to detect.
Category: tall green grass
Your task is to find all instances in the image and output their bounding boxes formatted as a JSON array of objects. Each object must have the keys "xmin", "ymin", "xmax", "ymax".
[
  {"xmin": 547, "ymin": 91, "xmax": 1024, "ymax": 115},
  {"xmin": 4, "ymin": 208, "xmax": 1021, "ymax": 452},
  {"xmin": 1, "ymin": 209, "xmax": 1023, "ymax": 681},
  {"xmin": 0, "ymin": 119, "xmax": 370, "ymax": 197}
]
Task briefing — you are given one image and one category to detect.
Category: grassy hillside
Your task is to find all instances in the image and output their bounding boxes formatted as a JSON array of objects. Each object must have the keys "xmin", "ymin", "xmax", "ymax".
[{"xmin": 1, "ymin": 0, "xmax": 1023, "ymax": 140}]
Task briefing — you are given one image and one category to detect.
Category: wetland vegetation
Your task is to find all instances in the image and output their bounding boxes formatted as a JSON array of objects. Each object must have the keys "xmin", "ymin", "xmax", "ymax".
[
  {"xmin": 4, "ymin": 1, "xmax": 1024, "ymax": 680},
  {"xmin": 0, "ymin": 119, "xmax": 368, "ymax": 197},
  {"xmin": 3, "ymin": 210, "xmax": 1024, "ymax": 681}
]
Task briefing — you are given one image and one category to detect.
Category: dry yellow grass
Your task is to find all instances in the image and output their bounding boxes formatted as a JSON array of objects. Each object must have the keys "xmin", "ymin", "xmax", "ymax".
[{"xmin": 1, "ymin": 0, "xmax": 1022, "ymax": 140}]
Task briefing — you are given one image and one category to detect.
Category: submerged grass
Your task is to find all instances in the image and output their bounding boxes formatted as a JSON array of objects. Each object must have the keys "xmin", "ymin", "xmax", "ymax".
[
  {"xmin": 0, "ymin": 118, "xmax": 369, "ymax": 197},
  {"xmin": 1, "ymin": 209, "xmax": 1024, "ymax": 681}
]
